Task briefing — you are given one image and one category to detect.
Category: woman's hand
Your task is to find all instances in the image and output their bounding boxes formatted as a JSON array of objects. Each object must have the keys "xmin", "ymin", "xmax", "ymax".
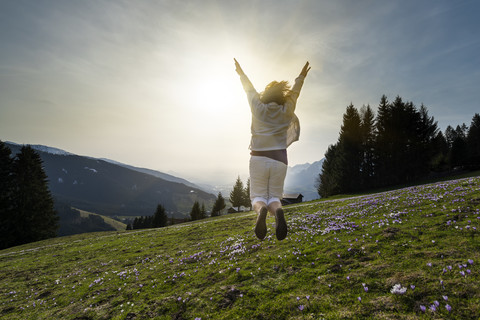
[
  {"xmin": 234, "ymin": 58, "xmax": 245, "ymax": 76},
  {"xmin": 300, "ymin": 61, "xmax": 311, "ymax": 77}
]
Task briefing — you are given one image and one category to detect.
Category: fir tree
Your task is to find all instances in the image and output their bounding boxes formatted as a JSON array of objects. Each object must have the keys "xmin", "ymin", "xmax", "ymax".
[
  {"xmin": 200, "ymin": 203, "xmax": 206, "ymax": 220},
  {"xmin": 243, "ymin": 178, "xmax": 252, "ymax": 211},
  {"xmin": 153, "ymin": 204, "xmax": 168, "ymax": 227},
  {"xmin": 12, "ymin": 145, "xmax": 58, "ymax": 246},
  {"xmin": 467, "ymin": 113, "xmax": 480, "ymax": 168},
  {"xmin": 373, "ymin": 95, "xmax": 392, "ymax": 187},
  {"xmin": 318, "ymin": 144, "xmax": 342, "ymax": 197},
  {"xmin": 229, "ymin": 176, "xmax": 244, "ymax": 212},
  {"xmin": 0, "ymin": 141, "xmax": 15, "ymax": 249},
  {"xmin": 450, "ymin": 124, "xmax": 468, "ymax": 168},
  {"xmin": 359, "ymin": 105, "xmax": 376, "ymax": 189},
  {"xmin": 211, "ymin": 192, "xmax": 226, "ymax": 217},
  {"xmin": 430, "ymin": 131, "xmax": 449, "ymax": 172},
  {"xmin": 190, "ymin": 201, "xmax": 201, "ymax": 221},
  {"xmin": 338, "ymin": 103, "xmax": 363, "ymax": 193}
]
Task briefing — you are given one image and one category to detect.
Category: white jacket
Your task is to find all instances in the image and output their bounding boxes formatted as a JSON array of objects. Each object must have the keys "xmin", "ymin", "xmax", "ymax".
[{"xmin": 239, "ymin": 74, "xmax": 305, "ymax": 151}]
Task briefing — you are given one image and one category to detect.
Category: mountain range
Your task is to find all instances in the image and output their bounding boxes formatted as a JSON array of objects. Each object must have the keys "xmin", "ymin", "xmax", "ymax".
[
  {"xmin": 5, "ymin": 141, "xmax": 323, "ymax": 215},
  {"xmin": 284, "ymin": 159, "xmax": 324, "ymax": 201},
  {"xmin": 6, "ymin": 142, "xmax": 216, "ymax": 219}
]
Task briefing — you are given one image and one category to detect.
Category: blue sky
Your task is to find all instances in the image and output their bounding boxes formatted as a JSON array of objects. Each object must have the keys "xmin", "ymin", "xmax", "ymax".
[{"xmin": 1, "ymin": 0, "xmax": 479, "ymax": 185}]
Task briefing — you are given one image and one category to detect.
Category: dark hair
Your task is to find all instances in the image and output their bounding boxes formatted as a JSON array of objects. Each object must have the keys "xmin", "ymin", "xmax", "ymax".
[{"xmin": 260, "ymin": 81, "xmax": 291, "ymax": 105}]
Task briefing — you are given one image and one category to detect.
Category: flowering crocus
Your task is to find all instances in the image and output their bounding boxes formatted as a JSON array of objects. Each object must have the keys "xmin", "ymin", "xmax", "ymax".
[
  {"xmin": 429, "ymin": 304, "xmax": 437, "ymax": 312},
  {"xmin": 427, "ymin": 262, "xmax": 432, "ymax": 267},
  {"xmin": 443, "ymin": 295, "xmax": 448, "ymax": 301},
  {"xmin": 446, "ymin": 304, "xmax": 452, "ymax": 312},
  {"xmin": 298, "ymin": 305, "xmax": 305, "ymax": 311},
  {"xmin": 390, "ymin": 284, "xmax": 407, "ymax": 295},
  {"xmin": 468, "ymin": 259, "xmax": 474, "ymax": 265},
  {"xmin": 358, "ymin": 297, "xmax": 362, "ymax": 302},
  {"xmin": 420, "ymin": 305, "xmax": 426, "ymax": 312},
  {"xmin": 306, "ymin": 295, "xmax": 310, "ymax": 301},
  {"xmin": 364, "ymin": 287, "xmax": 369, "ymax": 292},
  {"xmin": 410, "ymin": 285, "xmax": 415, "ymax": 290}
]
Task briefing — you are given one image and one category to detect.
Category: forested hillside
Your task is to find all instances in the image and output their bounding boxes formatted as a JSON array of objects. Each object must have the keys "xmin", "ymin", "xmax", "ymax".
[{"xmin": 319, "ymin": 95, "xmax": 480, "ymax": 197}]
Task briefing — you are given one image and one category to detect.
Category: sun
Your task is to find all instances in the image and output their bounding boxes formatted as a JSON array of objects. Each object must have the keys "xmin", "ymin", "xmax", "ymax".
[{"xmin": 188, "ymin": 62, "xmax": 246, "ymax": 120}]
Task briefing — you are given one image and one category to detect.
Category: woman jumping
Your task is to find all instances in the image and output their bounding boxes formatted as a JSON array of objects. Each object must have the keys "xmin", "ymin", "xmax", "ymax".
[{"xmin": 234, "ymin": 58, "xmax": 310, "ymax": 240}]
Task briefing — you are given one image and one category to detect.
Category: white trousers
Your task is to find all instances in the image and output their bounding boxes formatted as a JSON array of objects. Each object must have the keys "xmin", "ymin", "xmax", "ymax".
[{"xmin": 249, "ymin": 156, "xmax": 287, "ymax": 206}]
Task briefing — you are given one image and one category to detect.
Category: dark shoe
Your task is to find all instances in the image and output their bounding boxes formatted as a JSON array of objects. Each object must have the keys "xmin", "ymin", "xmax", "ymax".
[
  {"xmin": 255, "ymin": 206, "xmax": 268, "ymax": 240},
  {"xmin": 275, "ymin": 208, "xmax": 288, "ymax": 240}
]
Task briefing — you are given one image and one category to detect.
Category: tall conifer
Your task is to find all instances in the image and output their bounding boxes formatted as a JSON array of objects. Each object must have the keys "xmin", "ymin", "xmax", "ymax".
[
  {"xmin": 0, "ymin": 141, "xmax": 15, "ymax": 249},
  {"xmin": 467, "ymin": 114, "xmax": 480, "ymax": 167},
  {"xmin": 12, "ymin": 145, "xmax": 58, "ymax": 246},
  {"xmin": 229, "ymin": 176, "xmax": 244, "ymax": 212},
  {"xmin": 190, "ymin": 201, "xmax": 201, "ymax": 221},
  {"xmin": 153, "ymin": 204, "xmax": 168, "ymax": 227},
  {"xmin": 211, "ymin": 192, "xmax": 226, "ymax": 217}
]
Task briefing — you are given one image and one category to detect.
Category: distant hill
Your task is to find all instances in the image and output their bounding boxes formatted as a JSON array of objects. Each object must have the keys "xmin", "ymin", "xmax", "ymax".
[
  {"xmin": 6, "ymin": 142, "xmax": 216, "ymax": 219},
  {"xmin": 284, "ymin": 159, "xmax": 324, "ymax": 201}
]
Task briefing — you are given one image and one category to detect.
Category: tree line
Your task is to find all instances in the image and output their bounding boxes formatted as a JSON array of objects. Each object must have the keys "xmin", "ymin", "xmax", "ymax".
[
  {"xmin": 0, "ymin": 141, "xmax": 58, "ymax": 249},
  {"xmin": 318, "ymin": 95, "xmax": 480, "ymax": 197},
  {"xmin": 126, "ymin": 204, "xmax": 169, "ymax": 230},
  {"xmin": 127, "ymin": 192, "xmax": 228, "ymax": 229}
]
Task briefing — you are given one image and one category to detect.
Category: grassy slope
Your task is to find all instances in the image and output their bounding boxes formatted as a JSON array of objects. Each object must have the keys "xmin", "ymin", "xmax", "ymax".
[
  {"xmin": 1, "ymin": 177, "xmax": 479, "ymax": 319},
  {"xmin": 77, "ymin": 209, "xmax": 127, "ymax": 231}
]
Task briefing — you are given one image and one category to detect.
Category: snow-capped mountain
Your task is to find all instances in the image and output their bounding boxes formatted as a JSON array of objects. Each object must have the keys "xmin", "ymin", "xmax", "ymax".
[
  {"xmin": 284, "ymin": 159, "xmax": 324, "ymax": 201},
  {"xmin": 7, "ymin": 142, "xmax": 74, "ymax": 156}
]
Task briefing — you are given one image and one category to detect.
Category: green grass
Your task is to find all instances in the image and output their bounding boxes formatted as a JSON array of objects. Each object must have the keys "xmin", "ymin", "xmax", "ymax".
[
  {"xmin": 76, "ymin": 208, "xmax": 127, "ymax": 231},
  {"xmin": 1, "ymin": 176, "xmax": 480, "ymax": 319}
]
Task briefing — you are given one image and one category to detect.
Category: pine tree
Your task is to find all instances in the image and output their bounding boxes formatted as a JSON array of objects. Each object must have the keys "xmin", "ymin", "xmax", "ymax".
[
  {"xmin": 211, "ymin": 192, "xmax": 226, "ymax": 217},
  {"xmin": 243, "ymin": 178, "xmax": 252, "ymax": 210},
  {"xmin": 153, "ymin": 204, "xmax": 168, "ymax": 227},
  {"xmin": 373, "ymin": 95, "xmax": 392, "ymax": 187},
  {"xmin": 0, "ymin": 141, "xmax": 15, "ymax": 249},
  {"xmin": 412, "ymin": 104, "xmax": 438, "ymax": 178},
  {"xmin": 337, "ymin": 104, "xmax": 363, "ymax": 193},
  {"xmin": 229, "ymin": 176, "xmax": 244, "ymax": 212},
  {"xmin": 467, "ymin": 113, "xmax": 480, "ymax": 168},
  {"xmin": 200, "ymin": 203, "xmax": 206, "ymax": 220},
  {"xmin": 450, "ymin": 124, "xmax": 468, "ymax": 168},
  {"xmin": 318, "ymin": 144, "xmax": 342, "ymax": 197},
  {"xmin": 359, "ymin": 105, "xmax": 375, "ymax": 189},
  {"xmin": 12, "ymin": 145, "xmax": 58, "ymax": 246},
  {"xmin": 190, "ymin": 201, "xmax": 201, "ymax": 221},
  {"xmin": 430, "ymin": 131, "xmax": 449, "ymax": 172}
]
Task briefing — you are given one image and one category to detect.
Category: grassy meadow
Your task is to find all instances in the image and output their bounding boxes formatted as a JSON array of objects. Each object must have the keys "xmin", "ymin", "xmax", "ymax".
[{"xmin": 1, "ymin": 176, "xmax": 479, "ymax": 319}]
